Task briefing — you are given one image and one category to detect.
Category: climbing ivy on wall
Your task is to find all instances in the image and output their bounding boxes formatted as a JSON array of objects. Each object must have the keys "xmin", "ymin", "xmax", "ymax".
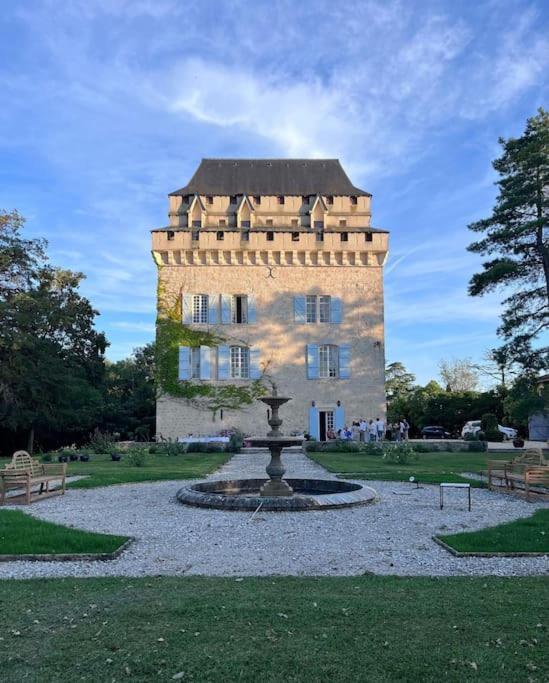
[{"xmin": 154, "ymin": 266, "xmax": 267, "ymax": 415}]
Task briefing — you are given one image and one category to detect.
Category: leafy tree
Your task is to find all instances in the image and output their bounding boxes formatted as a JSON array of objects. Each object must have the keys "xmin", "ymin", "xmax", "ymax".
[
  {"xmin": 467, "ymin": 108, "xmax": 548, "ymax": 360},
  {"xmin": 438, "ymin": 358, "xmax": 479, "ymax": 392},
  {"xmin": 385, "ymin": 361, "xmax": 416, "ymax": 398},
  {"xmin": 0, "ymin": 211, "xmax": 106, "ymax": 452},
  {"xmin": 101, "ymin": 343, "xmax": 156, "ymax": 440}
]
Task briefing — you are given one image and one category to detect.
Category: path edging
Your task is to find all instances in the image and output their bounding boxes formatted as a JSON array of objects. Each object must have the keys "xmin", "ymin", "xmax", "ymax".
[
  {"xmin": 0, "ymin": 537, "xmax": 134, "ymax": 562},
  {"xmin": 432, "ymin": 536, "xmax": 549, "ymax": 558}
]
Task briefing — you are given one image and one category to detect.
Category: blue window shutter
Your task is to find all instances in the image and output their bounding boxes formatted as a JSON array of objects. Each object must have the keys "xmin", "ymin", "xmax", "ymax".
[
  {"xmin": 182, "ymin": 295, "xmax": 193, "ymax": 324},
  {"xmin": 331, "ymin": 297, "xmax": 343, "ymax": 323},
  {"xmin": 247, "ymin": 295, "xmax": 256, "ymax": 324},
  {"xmin": 221, "ymin": 295, "xmax": 232, "ymax": 324},
  {"xmin": 294, "ymin": 296, "xmax": 306, "ymax": 322},
  {"xmin": 306, "ymin": 344, "xmax": 319, "ymax": 379},
  {"xmin": 208, "ymin": 295, "xmax": 218, "ymax": 324},
  {"xmin": 335, "ymin": 405, "xmax": 345, "ymax": 431},
  {"xmin": 339, "ymin": 344, "xmax": 351, "ymax": 378},
  {"xmin": 249, "ymin": 347, "xmax": 261, "ymax": 379},
  {"xmin": 217, "ymin": 346, "xmax": 230, "ymax": 380},
  {"xmin": 199, "ymin": 346, "xmax": 211, "ymax": 380},
  {"xmin": 178, "ymin": 346, "xmax": 191, "ymax": 380},
  {"xmin": 309, "ymin": 407, "xmax": 320, "ymax": 440}
]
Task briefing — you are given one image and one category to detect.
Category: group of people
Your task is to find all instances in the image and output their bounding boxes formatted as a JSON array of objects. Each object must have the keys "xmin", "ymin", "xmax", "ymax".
[{"xmin": 328, "ymin": 418, "xmax": 410, "ymax": 443}]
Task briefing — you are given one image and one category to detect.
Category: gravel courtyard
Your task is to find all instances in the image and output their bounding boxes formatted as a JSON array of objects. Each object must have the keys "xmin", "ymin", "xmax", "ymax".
[{"xmin": 1, "ymin": 450, "xmax": 547, "ymax": 579}]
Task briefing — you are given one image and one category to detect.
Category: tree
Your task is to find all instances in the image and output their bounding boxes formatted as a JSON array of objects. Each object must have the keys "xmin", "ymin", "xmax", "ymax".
[
  {"xmin": 385, "ymin": 361, "xmax": 416, "ymax": 398},
  {"xmin": 467, "ymin": 108, "xmax": 548, "ymax": 360},
  {"xmin": 101, "ymin": 343, "xmax": 156, "ymax": 440},
  {"xmin": 438, "ymin": 358, "xmax": 479, "ymax": 392},
  {"xmin": 0, "ymin": 211, "xmax": 107, "ymax": 452}
]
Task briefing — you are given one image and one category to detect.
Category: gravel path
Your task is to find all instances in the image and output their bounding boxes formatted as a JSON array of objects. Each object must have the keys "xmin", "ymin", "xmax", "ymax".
[{"xmin": 1, "ymin": 450, "xmax": 547, "ymax": 579}]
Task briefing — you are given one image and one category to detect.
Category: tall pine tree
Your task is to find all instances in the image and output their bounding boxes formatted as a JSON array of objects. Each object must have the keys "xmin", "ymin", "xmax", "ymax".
[{"xmin": 468, "ymin": 108, "xmax": 548, "ymax": 368}]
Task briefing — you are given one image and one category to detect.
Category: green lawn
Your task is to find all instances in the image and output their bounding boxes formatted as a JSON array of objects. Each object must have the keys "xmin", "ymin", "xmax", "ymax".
[
  {"xmin": 308, "ymin": 451, "xmax": 510, "ymax": 486},
  {"xmin": 39, "ymin": 452, "xmax": 229, "ymax": 489},
  {"xmin": 0, "ymin": 576, "xmax": 547, "ymax": 682},
  {"xmin": 439, "ymin": 509, "xmax": 549, "ymax": 554},
  {"xmin": 0, "ymin": 510, "xmax": 128, "ymax": 556}
]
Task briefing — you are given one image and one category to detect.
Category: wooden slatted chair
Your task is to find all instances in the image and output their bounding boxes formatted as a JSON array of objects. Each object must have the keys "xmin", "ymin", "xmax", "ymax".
[{"xmin": 0, "ymin": 450, "xmax": 67, "ymax": 505}]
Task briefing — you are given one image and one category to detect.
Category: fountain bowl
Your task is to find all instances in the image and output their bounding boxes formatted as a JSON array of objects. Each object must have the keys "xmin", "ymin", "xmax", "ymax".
[{"xmin": 176, "ymin": 478, "xmax": 377, "ymax": 511}]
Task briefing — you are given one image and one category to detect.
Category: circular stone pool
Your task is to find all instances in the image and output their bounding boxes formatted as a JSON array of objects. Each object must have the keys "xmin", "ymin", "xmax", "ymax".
[{"xmin": 176, "ymin": 478, "xmax": 377, "ymax": 511}]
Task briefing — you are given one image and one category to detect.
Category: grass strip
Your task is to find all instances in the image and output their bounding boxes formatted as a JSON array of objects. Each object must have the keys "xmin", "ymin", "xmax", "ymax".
[
  {"xmin": 438, "ymin": 509, "xmax": 549, "ymax": 554},
  {"xmin": 0, "ymin": 510, "xmax": 128, "ymax": 556},
  {"xmin": 0, "ymin": 575, "xmax": 547, "ymax": 682}
]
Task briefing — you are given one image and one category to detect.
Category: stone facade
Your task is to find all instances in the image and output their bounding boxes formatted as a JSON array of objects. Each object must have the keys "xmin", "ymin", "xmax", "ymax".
[{"xmin": 152, "ymin": 159, "xmax": 389, "ymax": 440}]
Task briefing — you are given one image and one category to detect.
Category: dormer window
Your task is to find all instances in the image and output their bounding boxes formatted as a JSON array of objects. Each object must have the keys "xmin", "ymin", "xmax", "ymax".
[
  {"xmin": 350, "ymin": 196, "xmax": 358, "ymax": 206},
  {"xmin": 291, "ymin": 219, "xmax": 299, "ymax": 228},
  {"xmin": 192, "ymin": 219, "xmax": 202, "ymax": 228},
  {"xmin": 277, "ymin": 196, "xmax": 285, "ymax": 205},
  {"xmin": 339, "ymin": 219, "xmax": 347, "ymax": 227},
  {"xmin": 326, "ymin": 195, "xmax": 334, "ymax": 205},
  {"xmin": 266, "ymin": 219, "xmax": 273, "ymax": 227},
  {"xmin": 314, "ymin": 221, "xmax": 324, "ymax": 229},
  {"xmin": 253, "ymin": 195, "xmax": 261, "ymax": 205},
  {"xmin": 241, "ymin": 220, "xmax": 250, "ymax": 228},
  {"xmin": 219, "ymin": 219, "xmax": 226, "ymax": 227}
]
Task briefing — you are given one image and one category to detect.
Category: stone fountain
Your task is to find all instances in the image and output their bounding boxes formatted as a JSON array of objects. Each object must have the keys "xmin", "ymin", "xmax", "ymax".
[{"xmin": 176, "ymin": 391, "xmax": 377, "ymax": 511}]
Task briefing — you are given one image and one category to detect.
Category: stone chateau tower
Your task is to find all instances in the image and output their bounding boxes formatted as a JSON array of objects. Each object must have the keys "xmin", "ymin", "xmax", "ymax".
[{"xmin": 152, "ymin": 159, "xmax": 388, "ymax": 440}]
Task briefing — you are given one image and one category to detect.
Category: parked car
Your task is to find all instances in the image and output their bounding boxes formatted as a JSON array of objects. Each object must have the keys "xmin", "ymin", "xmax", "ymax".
[
  {"xmin": 421, "ymin": 426, "xmax": 451, "ymax": 439},
  {"xmin": 461, "ymin": 420, "xmax": 518, "ymax": 440}
]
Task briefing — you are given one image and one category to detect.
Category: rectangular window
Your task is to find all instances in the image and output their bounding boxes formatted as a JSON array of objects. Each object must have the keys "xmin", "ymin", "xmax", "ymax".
[
  {"xmin": 266, "ymin": 232, "xmax": 274, "ymax": 241},
  {"xmin": 253, "ymin": 195, "xmax": 261, "ymax": 205},
  {"xmin": 192, "ymin": 295, "xmax": 208, "ymax": 323},
  {"xmin": 326, "ymin": 410, "xmax": 334, "ymax": 431},
  {"xmin": 339, "ymin": 219, "xmax": 347, "ymax": 227},
  {"xmin": 314, "ymin": 221, "xmax": 324, "ymax": 229},
  {"xmin": 306, "ymin": 295, "xmax": 317, "ymax": 323},
  {"xmin": 219, "ymin": 219, "xmax": 226, "ymax": 227},
  {"xmin": 278, "ymin": 195, "xmax": 285, "ymax": 205},
  {"xmin": 319, "ymin": 344, "xmax": 339, "ymax": 378},
  {"xmin": 266, "ymin": 219, "xmax": 273, "ymax": 227},
  {"xmin": 231, "ymin": 295, "xmax": 248, "ymax": 324},
  {"xmin": 230, "ymin": 346, "xmax": 249, "ymax": 379},
  {"xmin": 305, "ymin": 295, "xmax": 331, "ymax": 323},
  {"xmin": 316, "ymin": 230, "xmax": 324, "ymax": 242},
  {"xmin": 351, "ymin": 196, "xmax": 358, "ymax": 205},
  {"xmin": 192, "ymin": 220, "xmax": 202, "ymax": 227},
  {"xmin": 217, "ymin": 231, "xmax": 224, "ymax": 241},
  {"xmin": 190, "ymin": 347, "xmax": 201, "ymax": 379},
  {"xmin": 319, "ymin": 295, "xmax": 331, "ymax": 322},
  {"xmin": 292, "ymin": 232, "xmax": 300, "ymax": 242},
  {"xmin": 326, "ymin": 195, "xmax": 334, "ymax": 205},
  {"xmin": 291, "ymin": 218, "xmax": 299, "ymax": 227},
  {"xmin": 192, "ymin": 230, "xmax": 200, "ymax": 241},
  {"xmin": 206, "ymin": 196, "xmax": 213, "ymax": 205},
  {"xmin": 167, "ymin": 231, "xmax": 175, "ymax": 241},
  {"xmin": 365, "ymin": 232, "xmax": 373, "ymax": 242},
  {"xmin": 241, "ymin": 220, "xmax": 250, "ymax": 228},
  {"xmin": 242, "ymin": 230, "xmax": 250, "ymax": 241},
  {"xmin": 340, "ymin": 232, "xmax": 348, "ymax": 242}
]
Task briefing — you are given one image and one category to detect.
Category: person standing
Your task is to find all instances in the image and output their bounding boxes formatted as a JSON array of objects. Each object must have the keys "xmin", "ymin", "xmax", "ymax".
[
  {"xmin": 359, "ymin": 418, "xmax": 367, "ymax": 443},
  {"xmin": 368, "ymin": 419, "xmax": 377, "ymax": 442},
  {"xmin": 351, "ymin": 421, "xmax": 361, "ymax": 442},
  {"xmin": 403, "ymin": 418, "xmax": 410, "ymax": 441},
  {"xmin": 398, "ymin": 419, "xmax": 406, "ymax": 442},
  {"xmin": 375, "ymin": 417, "xmax": 385, "ymax": 442}
]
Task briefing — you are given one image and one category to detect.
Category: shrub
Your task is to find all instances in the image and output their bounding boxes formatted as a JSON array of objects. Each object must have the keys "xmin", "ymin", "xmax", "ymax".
[
  {"xmin": 186, "ymin": 442, "xmax": 209, "ymax": 453},
  {"xmin": 382, "ymin": 443, "xmax": 417, "ymax": 465},
  {"xmin": 87, "ymin": 430, "xmax": 117, "ymax": 455},
  {"xmin": 41, "ymin": 453, "xmax": 53, "ymax": 463},
  {"xmin": 467, "ymin": 440, "xmax": 487, "ymax": 452},
  {"xmin": 126, "ymin": 446, "xmax": 148, "ymax": 467},
  {"xmin": 412, "ymin": 442, "xmax": 439, "ymax": 453},
  {"xmin": 225, "ymin": 431, "xmax": 244, "ymax": 454},
  {"xmin": 155, "ymin": 440, "xmax": 187, "ymax": 456},
  {"xmin": 361, "ymin": 441, "xmax": 383, "ymax": 456},
  {"xmin": 463, "ymin": 431, "xmax": 478, "ymax": 442}
]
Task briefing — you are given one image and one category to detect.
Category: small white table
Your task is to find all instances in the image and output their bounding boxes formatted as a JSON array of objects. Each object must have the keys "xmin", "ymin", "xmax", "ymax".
[{"xmin": 439, "ymin": 483, "xmax": 471, "ymax": 511}]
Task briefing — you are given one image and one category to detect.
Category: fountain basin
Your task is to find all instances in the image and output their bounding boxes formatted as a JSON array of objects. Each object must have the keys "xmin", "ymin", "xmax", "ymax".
[{"xmin": 176, "ymin": 478, "xmax": 377, "ymax": 511}]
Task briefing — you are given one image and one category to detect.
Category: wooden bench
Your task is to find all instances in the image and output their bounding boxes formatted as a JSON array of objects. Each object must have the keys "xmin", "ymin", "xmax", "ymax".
[
  {"xmin": 0, "ymin": 451, "xmax": 67, "ymax": 505},
  {"xmin": 524, "ymin": 468, "xmax": 549, "ymax": 501},
  {"xmin": 488, "ymin": 448, "xmax": 548, "ymax": 500}
]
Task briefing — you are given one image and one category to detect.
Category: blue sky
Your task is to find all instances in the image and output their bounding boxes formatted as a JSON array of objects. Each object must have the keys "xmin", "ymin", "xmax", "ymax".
[{"xmin": 1, "ymin": 0, "xmax": 547, "ymax": 385}]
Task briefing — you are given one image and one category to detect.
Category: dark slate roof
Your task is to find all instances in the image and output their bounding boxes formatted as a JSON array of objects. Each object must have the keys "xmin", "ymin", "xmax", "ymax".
[{"xmin": 170, "ymin": 159, "xmax": 371, "ymax": 197}]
